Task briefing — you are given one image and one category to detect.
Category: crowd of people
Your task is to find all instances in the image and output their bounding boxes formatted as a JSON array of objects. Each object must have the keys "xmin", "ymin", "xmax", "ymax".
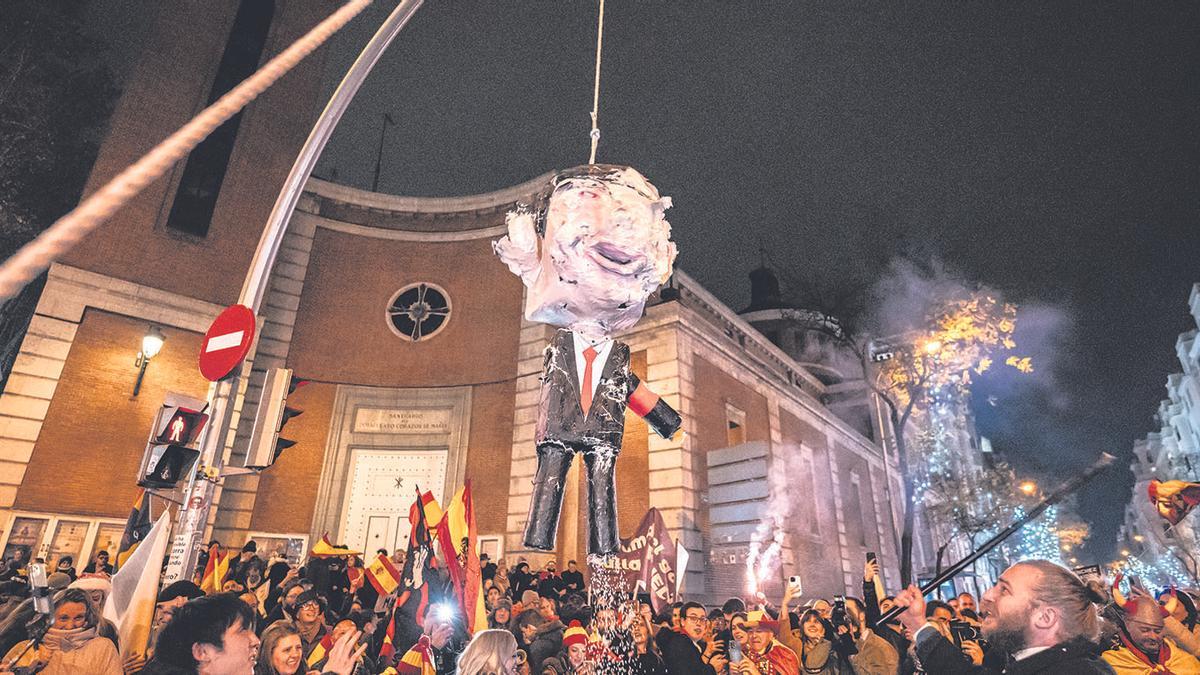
[{"xmin": 0, "ymin": 541, "xmax": 1198, "ymax": 675}]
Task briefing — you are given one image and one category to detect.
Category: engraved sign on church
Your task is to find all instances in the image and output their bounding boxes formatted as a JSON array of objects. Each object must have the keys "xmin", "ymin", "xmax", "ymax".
[{"xmin": 353, "ymin": 407, "xmax": 451, "ymax": 434}]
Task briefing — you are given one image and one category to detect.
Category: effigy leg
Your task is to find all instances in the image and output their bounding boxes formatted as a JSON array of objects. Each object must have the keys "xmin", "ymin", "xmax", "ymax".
[
  {"xmin": 523, "ymin": 442, "xmax": 574, "ymax": 550},
  {"xmin": 584, "ymin": 444, "xmax": 620, "ymax": 555}
]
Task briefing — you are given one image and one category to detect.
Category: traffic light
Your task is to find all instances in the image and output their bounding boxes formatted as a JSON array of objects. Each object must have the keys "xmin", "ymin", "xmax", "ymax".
[
  {"xmin": 244, "ymin": 367, "xmax": 308, "ymax": 469},
  {"xmin": 138, "ymin": 396, "xmax": 210, "ymax": 489}
]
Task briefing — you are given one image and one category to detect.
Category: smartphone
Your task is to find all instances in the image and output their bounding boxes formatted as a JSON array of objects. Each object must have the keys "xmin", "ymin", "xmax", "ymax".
[
  {"xmin": 866, "ymin": 552, "xmax": 877, "ymax": 564},
  {"xmin": 28, "ymin": 563, "xmax": 50, "ymax": 615},
  {"xmin": 788, "ymin": 575, "xmax": 803, "ymax": 596},
  {"xmin": 728, "ymin": 639, "xmax": 743, "ymax": 663}
]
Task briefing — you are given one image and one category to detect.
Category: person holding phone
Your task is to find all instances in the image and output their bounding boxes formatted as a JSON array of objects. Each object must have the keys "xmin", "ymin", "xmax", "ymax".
[{"xmin": 646, "ymin": 602, "xmax": 727, "ymax": 675}]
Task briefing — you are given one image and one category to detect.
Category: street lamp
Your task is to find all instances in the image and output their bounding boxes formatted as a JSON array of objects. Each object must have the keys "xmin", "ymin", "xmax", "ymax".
[
  {"xmin": 133, "ymin": 326, "xmax": 166, "ymax": 397},
  {"xmin": 1121, "ymin": 549, "xmax": 1131, "ymax": 557},
  {"xmin": 1018, "ymin": 481, "xmax": 1038, "ymax": 496},
  {"xmin": 1133, "ymin": 534, "xmax": 1145, "ymax": 543},
  {"xmin": 923, "ymin": 340, "xmax": 942, "ymax": 355}
]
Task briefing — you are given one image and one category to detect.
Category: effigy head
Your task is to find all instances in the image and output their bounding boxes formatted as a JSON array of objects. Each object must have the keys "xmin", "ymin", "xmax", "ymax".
[{"xmin": 493, "ymin": 164, "xmax": 677, "ymax": 341}]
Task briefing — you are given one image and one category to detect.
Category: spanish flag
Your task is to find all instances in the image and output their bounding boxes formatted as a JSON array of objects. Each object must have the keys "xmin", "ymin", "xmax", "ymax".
[
  {"xmin": 1149, "ymin": 479, "xmax": 1200, "ymax": 525},
  {"xmin": 309, "ymin": 534, "xmax": 361, "ymax": 558},
  {"xmin": 395, "ymin": 635, "xmax": 435, "ymax": 675},
  {"xmin": 409, "ymin": 491, "xmax": 442, "ymax": 540},
  {"xmin": 367, "ymin": 553, "xmax": 402, "ymax": 596},
  {"xmin": 378, "ymin": 604, "xmax": 397, "ymax": 664},
  {"xmin": 436, "ymin": 481, "xmax": 488, "ymax": 634},
  {"xmin": 306, "ymin": 632, "xmax": 335, "ymax": 669},
  {"xmin": 199, "ymin": 544, "xmax": 231, "ymax": 595},
  {"xmin": 116, "ymin": 490, "xmax": 153, "ymax": 570}
]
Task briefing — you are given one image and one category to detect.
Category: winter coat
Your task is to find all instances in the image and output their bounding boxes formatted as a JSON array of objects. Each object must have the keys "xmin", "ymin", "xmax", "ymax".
[
  {"xmin": 915, "ymin": 630, "xmax": 1114, "ymax": 675},
  {"xmin": 778, "ymin": 628, "xmax": 847, "ymax": 674},
  {"xmin": 3, "ymin": 631, "xmax": 123, "ymax": 675},
  {"xmin": 850, "ymin": 629, "xmax": 901, "ymax": 675}
]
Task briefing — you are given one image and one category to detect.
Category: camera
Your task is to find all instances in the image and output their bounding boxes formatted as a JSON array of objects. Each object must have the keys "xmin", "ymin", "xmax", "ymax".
[
  {"xmin": 949, "ymin": 620, "xmax": 981, "ymax": 646},
  {"xmin": 829, "ymin": 595, "xmax": 849, "ymax": 628}
]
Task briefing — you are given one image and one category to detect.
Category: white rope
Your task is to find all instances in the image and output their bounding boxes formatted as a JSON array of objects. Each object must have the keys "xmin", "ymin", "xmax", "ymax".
[
  {"xmin": 0, "ymin": 0, "xmax": 375, "ymax": 303},
  {"xmin": 588, "ymin": 0, "xmax": 605, "ymax": 164}
]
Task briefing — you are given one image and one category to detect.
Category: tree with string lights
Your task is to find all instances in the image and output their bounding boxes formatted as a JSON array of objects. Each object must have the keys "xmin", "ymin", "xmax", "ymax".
[
  {"xmin": 766, "ymin": 261, "xmax": 1033, "ymax": 585},
  {"xmin": 861, "ymin": 294, "xmax": 1030, "ymax": 585}
]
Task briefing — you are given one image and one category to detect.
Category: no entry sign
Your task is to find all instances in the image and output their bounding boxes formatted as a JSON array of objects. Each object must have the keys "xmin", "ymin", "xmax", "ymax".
[{"xmin": 199, "ymin": 304, "xmax": 256, "ymax": 381}]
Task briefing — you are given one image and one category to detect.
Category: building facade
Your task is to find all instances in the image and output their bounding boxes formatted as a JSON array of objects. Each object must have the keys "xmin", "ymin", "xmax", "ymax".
[
  {"xmin": 1120, "ymin": 283, "xmax": 1200, "ymax": 583},
  {"xmin": 0, "ymin": 0, "xmax": 906, "ymax": 602}
]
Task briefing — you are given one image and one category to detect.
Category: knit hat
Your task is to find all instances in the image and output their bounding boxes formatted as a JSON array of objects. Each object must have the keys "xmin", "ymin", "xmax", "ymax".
[
  {"xmin": 46, "ymin": 573, "xmax": 71, "ymax": 591},
  {"xmin": 562, "ymin": 620, "xmax": 589, "ymax": 650},
  {"xmin": 242, "ymin": 540, "xmax": 257, "ymax": 553},
  {"xmin": 521, "ymin": 590, "xmax": 540, "ymax": 608}
]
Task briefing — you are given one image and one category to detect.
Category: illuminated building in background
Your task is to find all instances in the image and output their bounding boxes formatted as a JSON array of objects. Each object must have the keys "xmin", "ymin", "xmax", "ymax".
[{"xmin": 1119, "ymin": 283, "xmax": 1200, "ymax": 587}]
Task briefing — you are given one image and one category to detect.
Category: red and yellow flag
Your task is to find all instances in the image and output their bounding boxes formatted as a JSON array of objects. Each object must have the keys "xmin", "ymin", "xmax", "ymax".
[
  {"xmin": 1149, "ymin": 479, "xmax": 1200, "ymax": 525},
  {"xmin": 436, "ymin": 481, "xmax": 487, "ymax": 633},
  {"xmin": 378, "ymin": 603, "xmax": 397, "ymax": 665},
  {"xmin": 309, "ymin": 534, "xmax": 361, "ymax": 558},
  {"xmin": 409, "ymin": 491, "xmax": 443, "ymax": 540},
  {"xmin": 199, "ymin": 544, "xmax": 231, "ymax": 595},
  {"xmin": 306, "ymin": 632, "xmax": 335, "ymax": 669},
  {"xmin": 395, "ymin": 635, "xmax": 435, "ymax": 675},
  {"xmin": 367, "ymin": 553, "xmax": 402, "ymax": 596}
]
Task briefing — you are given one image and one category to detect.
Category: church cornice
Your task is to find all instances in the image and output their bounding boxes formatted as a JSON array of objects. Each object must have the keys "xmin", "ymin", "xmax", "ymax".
[{"xmin": 303, "ymin": 173, "xmax": 554, "ymax": 217}]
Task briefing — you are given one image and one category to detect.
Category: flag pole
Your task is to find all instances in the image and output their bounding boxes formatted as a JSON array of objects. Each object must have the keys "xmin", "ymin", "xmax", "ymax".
[{"xmin": 879, "ymin": 452, "xmax": 1115, "ymax": 625}]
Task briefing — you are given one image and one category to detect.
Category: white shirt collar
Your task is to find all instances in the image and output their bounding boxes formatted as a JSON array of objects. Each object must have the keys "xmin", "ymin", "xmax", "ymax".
[
  {"xmin": 1012, "ymin": 645, "xmax": 1052, "ymax": 661},
  {"xmin": 572, "ymin": 332, "xmax": 613, "ymax": 400}
]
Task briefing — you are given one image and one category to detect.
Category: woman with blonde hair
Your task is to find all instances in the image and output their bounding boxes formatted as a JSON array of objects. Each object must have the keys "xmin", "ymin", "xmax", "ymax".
[
  {"xmin": 256, "ymin": 620, "xmax": 304, "ymax": 675},
  {"xmin": 456, "ymin": 628, "xmax": 521, "ymax": 675},
  {"xmin": 1, "ymin": 588, "xmax": 122, "ymax": 674}
]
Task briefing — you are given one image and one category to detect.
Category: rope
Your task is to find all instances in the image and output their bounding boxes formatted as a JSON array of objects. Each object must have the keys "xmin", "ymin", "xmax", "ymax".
[
  {"xmin": 0, "ymin": 0, "xmax": 375, "ymax": 303},
  {"xmin": 588, "ymin": 0, "xmax": 605, "ymax": 164}
]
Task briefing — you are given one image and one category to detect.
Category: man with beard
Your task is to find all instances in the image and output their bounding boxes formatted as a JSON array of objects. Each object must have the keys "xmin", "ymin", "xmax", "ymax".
[
  {"xmin": 895, "ymin": 560, "xmax": 1112, "ymax": 674},
  {"xmin": 1101, "ymin": 591, "xmax": 1200, "ymax": 674}
]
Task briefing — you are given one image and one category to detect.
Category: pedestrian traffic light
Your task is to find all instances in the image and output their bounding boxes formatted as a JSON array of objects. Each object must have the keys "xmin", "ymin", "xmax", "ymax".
[
  {"xmin": 138, "ymin": 396, "xmax": 210, "ymax": 489},
  {"xmin": 243, "ymin": 367, "xmax": 308, "ymax": 469}
]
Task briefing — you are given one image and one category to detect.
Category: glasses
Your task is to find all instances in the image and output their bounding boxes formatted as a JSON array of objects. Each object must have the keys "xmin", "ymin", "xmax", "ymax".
[
  {"xmin": 299, "ymin": 601, "xmax": 320, "ymax": 611},
  {"xmin": 684, "ymin": 614, "xmax": 707, "ymax": 623}
]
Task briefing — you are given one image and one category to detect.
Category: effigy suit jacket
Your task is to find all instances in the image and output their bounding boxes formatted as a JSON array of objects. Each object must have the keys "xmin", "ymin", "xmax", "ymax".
[{"xmin": 536, "ymin": 330, "xmax": 680, "ymax": 449}]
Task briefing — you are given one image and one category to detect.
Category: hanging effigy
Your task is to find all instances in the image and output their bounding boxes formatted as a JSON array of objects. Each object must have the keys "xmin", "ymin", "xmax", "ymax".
[{"xmin": 494, "ymin": 163, "xmax": 681, "ymax": 555}]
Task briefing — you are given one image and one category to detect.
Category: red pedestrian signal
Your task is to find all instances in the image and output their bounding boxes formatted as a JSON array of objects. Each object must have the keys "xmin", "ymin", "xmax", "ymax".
[
  {"xmin": 138, "ymin": 397, "xmax": 209, "ymax": 490},
  {"xmin": 152, "ymin": 407, "xmax": 208, "ymax": 445}
]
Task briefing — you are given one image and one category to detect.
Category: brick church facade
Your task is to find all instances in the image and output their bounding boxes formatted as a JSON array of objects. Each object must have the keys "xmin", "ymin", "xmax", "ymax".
[{"xmin": 0, "ymin": 0, "xmax": 907, "ymax": 601}]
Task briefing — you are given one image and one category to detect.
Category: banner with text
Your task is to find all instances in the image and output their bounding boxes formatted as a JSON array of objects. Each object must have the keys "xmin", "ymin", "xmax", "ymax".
[{"xmin": 595, "ymin": 508, "xmax": 682, "ymax": 613}]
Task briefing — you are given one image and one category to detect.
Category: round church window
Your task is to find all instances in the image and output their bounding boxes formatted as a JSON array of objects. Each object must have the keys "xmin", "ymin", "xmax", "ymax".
[{"xmin": 386, "ymin": 283, "xmax": 451, "ymax": 341}]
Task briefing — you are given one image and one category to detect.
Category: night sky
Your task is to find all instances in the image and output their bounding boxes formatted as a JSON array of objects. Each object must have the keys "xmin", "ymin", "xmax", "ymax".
[{"xmin": 308, "ymin": 1, "xmax": 1200, "ymax": 559}]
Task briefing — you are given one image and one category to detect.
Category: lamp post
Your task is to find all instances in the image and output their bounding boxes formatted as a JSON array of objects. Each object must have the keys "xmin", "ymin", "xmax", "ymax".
[{"xmin": 133, "ymin": 326, "xmax": 165, "ymax": 397}]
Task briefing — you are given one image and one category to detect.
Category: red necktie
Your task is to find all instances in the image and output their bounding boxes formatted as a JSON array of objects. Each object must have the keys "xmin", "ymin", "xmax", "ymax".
[{"xmin": 581, "ymin": 345, "xmax": 598, "ymax": 415}]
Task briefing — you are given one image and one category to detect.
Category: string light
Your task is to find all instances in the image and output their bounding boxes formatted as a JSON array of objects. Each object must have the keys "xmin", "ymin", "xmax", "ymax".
[{"xmin": 1012, "ymin": 506, "xmax": 1063, "ymax": 564}]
